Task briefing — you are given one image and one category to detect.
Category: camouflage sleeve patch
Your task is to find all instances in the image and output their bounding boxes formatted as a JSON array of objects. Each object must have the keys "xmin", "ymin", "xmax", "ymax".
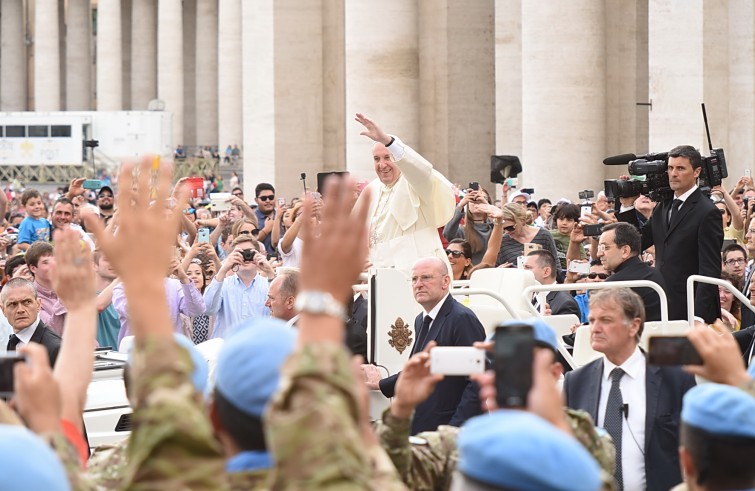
[
  {"xmin": 119, "ymin": 335, "xmax": 227, "ymax": 491},
  {"xmin": 267, "ymin": 341, "xmax": 407, "ymax": 491}
]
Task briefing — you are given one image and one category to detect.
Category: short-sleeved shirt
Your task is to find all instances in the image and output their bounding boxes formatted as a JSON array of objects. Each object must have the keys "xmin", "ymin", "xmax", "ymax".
[{"xmin": 18, "ymin": 216, "xmax": 51, "ymax": 244}]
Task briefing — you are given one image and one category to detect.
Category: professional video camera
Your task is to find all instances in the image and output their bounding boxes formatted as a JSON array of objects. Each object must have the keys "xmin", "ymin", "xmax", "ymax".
[{"xmin": 602, "ymin": 104, "xmax": 728, "ymax": 203}]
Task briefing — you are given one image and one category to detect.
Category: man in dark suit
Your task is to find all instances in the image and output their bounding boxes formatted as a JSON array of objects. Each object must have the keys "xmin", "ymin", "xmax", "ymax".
[
  {"xmin": 523, "ymin": 250, "xmax": 580, "ymax": 316},
  {"xmin": 639, "ymin": 145, "xmax": 723, "ymax": 323},
  {"xmin": 3, "ymin": 278, "xmax": 61, "ymax": 366},
  {"xmin": 563, "ymin": 288, "xmax": 695, "ymax": 491},
  {"xmin": 599, "ymin": 222, "xmax": 666, "ymax": 321},
  {"xmin": 362, "ymin": 257, "xmax": 486, "ymax": 434}
]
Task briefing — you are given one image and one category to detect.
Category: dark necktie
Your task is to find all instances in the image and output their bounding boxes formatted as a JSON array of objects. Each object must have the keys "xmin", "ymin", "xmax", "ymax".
[
  {"xmin": 667, "ymin": 199, "xmax": 682, "ymax": 227},
  {"xmin": 604, "ymin": 367, "xmax": 625, "ymax": 490},
  {"xmin": 415, "ymin": 315, "xmax": 433, "ymax": 352},
  {"xmin": 7, "ymin": 334, "xmax": 19, "ymax": 351}
]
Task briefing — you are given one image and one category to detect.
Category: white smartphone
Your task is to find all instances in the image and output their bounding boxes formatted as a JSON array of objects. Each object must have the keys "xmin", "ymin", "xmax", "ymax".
[
  {"xmin": 198, "ymin": 228, "xmax": 210, "ymax": 244},
  {"xmin": 746, "ymin": 169, "xmax": 752, "ymax": 178},
  {"xmin": 210, "ymin": 192, "xmax": 232, "ymax": 212},
  {"xmin": 581, "ymin": 204, "xmax": 592, "ymax": 217},
  {"xmin": 568, "ymin": 261, "xmax": 590, "ymax": 275},
  {"xmin": 430, "ymin": 347, "xmax": 486, "ymax": 376}
]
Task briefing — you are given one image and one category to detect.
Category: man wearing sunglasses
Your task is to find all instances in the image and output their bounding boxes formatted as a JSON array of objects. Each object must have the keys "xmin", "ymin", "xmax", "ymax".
[
  {"xmin": 254, "ymin": 183, "xmax": 278, "ymax": 255},
  {"xmin": 97, "ymin": 185, "xmax": 115, "ymax": 225},
  {"xmin": 598, "ymin": 222, "xmax": 666, "ymax": 321}
]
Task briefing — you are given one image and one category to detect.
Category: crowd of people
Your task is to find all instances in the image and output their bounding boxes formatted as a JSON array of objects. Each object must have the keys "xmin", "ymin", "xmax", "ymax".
[{"xmin": 0, "ymin": 114, "xmax": 753, "ymax": 491}]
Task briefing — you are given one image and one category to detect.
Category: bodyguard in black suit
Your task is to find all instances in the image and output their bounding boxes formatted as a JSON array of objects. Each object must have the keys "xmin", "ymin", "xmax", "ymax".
[
  {"xmin": 563, "ymin": 288, "xmax": 695, "ymax": 491},
  {"xmin": 3, "ymin": 278, "xmax": 61, "ymax": 366},
  {"xmin": 366, "ymin": 257, "xmax": 486, "ymax": 434},
  {"xmin": 639, "ymin": 146, "xmax": 723, "ymax": 323},
  {"xmin": 523, "ymin": 250, "xmax": 580, "ymax": 316},
  {"xmin": 599, "ymin": 222, "xmax": 667, "ymax": 321}
]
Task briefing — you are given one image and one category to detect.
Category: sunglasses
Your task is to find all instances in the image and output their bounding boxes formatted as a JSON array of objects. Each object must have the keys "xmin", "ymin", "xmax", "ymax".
[
  {"xmin": 445, "ymin": 249, "xmax": 466, "ymax": 258},
  {"xmin": 586, "ymin": 273, "xmax": 609, "ymax": 280},
  {"xmin": 503, "ymin": 225, "xmax": 516, "ymax": 233},
  {"xmin": 257, "ymin": 195, "xmax": 275, "ymax": 202}
]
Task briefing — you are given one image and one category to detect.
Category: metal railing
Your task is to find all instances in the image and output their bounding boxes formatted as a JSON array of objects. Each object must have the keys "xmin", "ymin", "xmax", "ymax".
[
  {"xmin": 686, "ymin": 274, "xmax": 755, "ymax": 328},
  {"xmin": 448, "ymin": 287, "xmax": 523, "ymax": 320}
]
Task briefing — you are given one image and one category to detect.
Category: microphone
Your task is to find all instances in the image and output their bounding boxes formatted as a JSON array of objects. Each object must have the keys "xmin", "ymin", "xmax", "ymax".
[
  {"xmin": 603, "ymin": 153, "xmax": 637, "ymax": 166},
  {"xmin": 622, "ymin": 403, "xmax": 629, "ymax": 419}
]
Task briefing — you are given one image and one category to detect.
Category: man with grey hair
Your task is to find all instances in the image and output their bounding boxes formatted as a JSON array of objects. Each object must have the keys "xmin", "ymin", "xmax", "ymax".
[
  {"xmin": 352, "ymin": 114, "xmax": 456, "ymax": 274},
  {"xmin": 3, "ymin": 277, "xmax": 61, "ymax": 365},
  {"xmin": 265, "ymin": 270, "xmax": 300, "ymax": 325},
  {"xmin": 563, "ymin": 288, "xmax": 695, "ymax": 491},
  {"xmin": 362, "ymin": 256, "xmax": 486, "ymax": 433}
]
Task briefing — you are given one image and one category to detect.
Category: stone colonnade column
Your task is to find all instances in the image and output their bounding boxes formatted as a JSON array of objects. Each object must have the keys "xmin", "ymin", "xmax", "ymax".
[
  {"xmin": 242, "ymin": 0, "xmax": 324, "ymax": 200},
  {"xmin": 218, "ymin": 0, "xmax": 242, "ymax": 159},
  {"xmin": 0, "ymin": 0, "xmax": 27, "ymax": 110},
  {"xmin": 131, "ymin": 0, "xmax": 157, "ymax": 109},
  {"xmin": 344, "ymin": 0, "xmax": 419, "ymax": 179},
  {"xmin": 158, "ymin": 0, "xmax": 184, "ymax": 146},
  {"xmin": 96, "ymin": 0, "xmax": 123, "ymax": 110},
  {"xmin": 419, "ymin": 0, "xmax": 495, "ymax": 186},
  {"xmin": 522, "ymin": 2, "xmax": 606, "ymax": 200},
  {"xmin": 66, "ymin": 0, "xmax": 92, "ymax": 110},
  {"xmin": 195, "ymin": 0, "xmax": 218, "ymax": 147},
  {"xmin": 34, "ymin": 0, "xmax": 61, "ymax": 110}
]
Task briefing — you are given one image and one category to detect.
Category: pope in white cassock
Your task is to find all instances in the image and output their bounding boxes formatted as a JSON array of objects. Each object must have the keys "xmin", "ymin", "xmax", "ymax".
[{"xmin": 353, "ymin": 113, "xmax": 456, "ymax": 274}]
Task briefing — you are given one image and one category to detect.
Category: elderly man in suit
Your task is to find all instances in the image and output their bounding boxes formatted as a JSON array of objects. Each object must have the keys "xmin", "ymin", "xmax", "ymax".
[
  {"xmin": 362, "ymin": 257, "xmax": 486, "ymax": 434},
  {"xmin": 523, "ymin": 249, "xmax": 580, "ymax": 317},
  {"xmin": 352, "ymin": 113, "xmax": 456, "ymax": 274},
  {"xmin": 563, "ymin": 288, "xmax": 695, "ymax": 491},
  {"xmin": 3, "ymin": 277, "xmax": 61, "ymax": 366}
]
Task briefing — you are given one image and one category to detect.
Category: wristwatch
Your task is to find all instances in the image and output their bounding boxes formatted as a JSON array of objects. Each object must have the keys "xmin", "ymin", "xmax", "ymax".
[{"xmin": 295, "ymin": 291, "xmax": 347, "ymax": 320}]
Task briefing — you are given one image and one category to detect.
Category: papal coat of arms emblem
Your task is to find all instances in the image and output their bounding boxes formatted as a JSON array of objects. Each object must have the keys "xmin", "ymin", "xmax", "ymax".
[{"xmin": 388, "ymin": 317, "xmax": 413, "ymax": 354}]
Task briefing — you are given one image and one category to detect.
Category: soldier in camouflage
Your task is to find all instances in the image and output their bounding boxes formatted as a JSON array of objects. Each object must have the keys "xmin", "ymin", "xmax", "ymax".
[{"xmin": 376, "ymin": 318, "xmax": 617, "ymax": 491}]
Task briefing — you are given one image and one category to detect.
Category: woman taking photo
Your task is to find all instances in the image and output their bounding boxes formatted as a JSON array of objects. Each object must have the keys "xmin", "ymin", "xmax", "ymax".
[
  {"xmin": 480, "ymin": 202, "xmax": 560, "ymax": 275},
  {"xmin": 443, "ymin": 187, "xmax": 494, "ymax": 264}
]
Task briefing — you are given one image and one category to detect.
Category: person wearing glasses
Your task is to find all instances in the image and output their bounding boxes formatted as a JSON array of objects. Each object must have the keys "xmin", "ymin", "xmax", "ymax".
[
  {"xmin": 480, "ymin": 202, "xmax": 561, "ymax": 275},
  {"xmin": 254, "ymin": 183, "xmax": 279, "ymax": 255},
  {"xmin": 597, "ymin": 222, "xmax": 666, "ymax": 321},
  {"xmin": 361, "ymin": 257, "xmax": 485, "ymax": 434},
  {"xmin": 722, "ymin": 243, "xmax": 747, "ymax": 282},
  {"xmin": 446, "ymin": 239, "xmax": 472, "ymax": 281},
  {"xmin": 97, "ymin": 185, "xmax": 115, "ymax": 225}
]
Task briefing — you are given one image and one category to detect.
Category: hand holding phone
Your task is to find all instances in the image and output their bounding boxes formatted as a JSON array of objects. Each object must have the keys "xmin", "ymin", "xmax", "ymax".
[
  {"xmin": 494, "ymin": 323, "xmax": 534, "ymax": 408},
  {"xmin": 197, "ymin": 228, "xmax": 210, "ymax": 244},
  {"xmin": 647, "ymin": 336, "xmax": 703, "ymax": 365}
]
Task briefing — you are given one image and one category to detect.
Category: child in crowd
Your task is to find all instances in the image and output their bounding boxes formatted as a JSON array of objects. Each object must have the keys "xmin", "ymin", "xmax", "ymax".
[{"xmin": 17, "ymin": 189, "xmax": 51, "ymax": 251}]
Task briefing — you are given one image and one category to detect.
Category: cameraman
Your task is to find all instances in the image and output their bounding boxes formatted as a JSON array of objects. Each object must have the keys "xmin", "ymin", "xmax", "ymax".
[
  {"xmin": 636, "ymin": 145, "xmax": 723, "ymax": 323},
  {"xmin": 204, "ymin": 235, "xmax": 274, "ymax": 339}
]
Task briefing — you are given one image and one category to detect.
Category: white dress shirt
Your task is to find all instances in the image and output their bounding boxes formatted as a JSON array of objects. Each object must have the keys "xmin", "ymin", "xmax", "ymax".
[
  {"xmin": 423, "ymin": 292, "xmax": 450, "ymax": 331},
  {"xmin": 13, "ymin": 317, "xmax": 42, "ymax": 347},
  {"xmin": 673, "ymin": 184, "xmax": 698, "ymax": 210},
  {"xmin": 598, "ymin": 346, "xmax": 646, "ymax": 491}
]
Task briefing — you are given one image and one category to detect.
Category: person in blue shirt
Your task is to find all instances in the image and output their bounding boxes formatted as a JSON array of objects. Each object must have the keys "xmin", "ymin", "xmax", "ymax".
[{"xmin": 17, "ymin": 189, "xmax": 51, "ymax": 250}]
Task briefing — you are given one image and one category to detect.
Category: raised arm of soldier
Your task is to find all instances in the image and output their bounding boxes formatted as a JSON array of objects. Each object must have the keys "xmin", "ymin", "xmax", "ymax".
[
  {"xmin": 84, "ymin": 158, "xmax": 225, "ymax": 490},
  {"xmin": 266, "ymin": 181, "xmax": 407, "ymax": 490}
]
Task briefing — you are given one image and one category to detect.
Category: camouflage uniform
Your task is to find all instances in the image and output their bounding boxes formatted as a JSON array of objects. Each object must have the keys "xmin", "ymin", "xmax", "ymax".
[
  {"xmin": 376, "ymin": 406, "xmax": 617, "ymax": 491},
  {"xmin": 87, "ymin": 439, "xmax": 128, "ymax": 491},
  {"xmin": 227, "ymin": 469, "xmax": 269, "ymax": 491},
  {"xmin": 117, "ymin": 335, "xmax": 228, "ymax": 491},
  {"xmin": 266, "ymin": 341, "xmax": 408, "ymax": 490}
]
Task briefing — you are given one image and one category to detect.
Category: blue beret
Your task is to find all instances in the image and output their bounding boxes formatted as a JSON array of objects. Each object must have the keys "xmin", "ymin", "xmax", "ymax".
[
  {"xmin": 682, "ymin": 383, "xmax": 755, "ymax": 439},
  {"xmin": 127, "ymin": 333, "xmax": 209, "ymax": 394},
  {"xmin": 215, "ymin": 317, "xmax": 296, "ymax": 417},
  {"xmin": 0, "ymin": 425, "xmax": 71, "ymax": 490},
  {"xmin": 490, "ymin": 318, "xmax": 559, "ymax": 352},
  {"xmin": 458, "ymin": 410, "xmax": 601, "ymax": 491}
]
